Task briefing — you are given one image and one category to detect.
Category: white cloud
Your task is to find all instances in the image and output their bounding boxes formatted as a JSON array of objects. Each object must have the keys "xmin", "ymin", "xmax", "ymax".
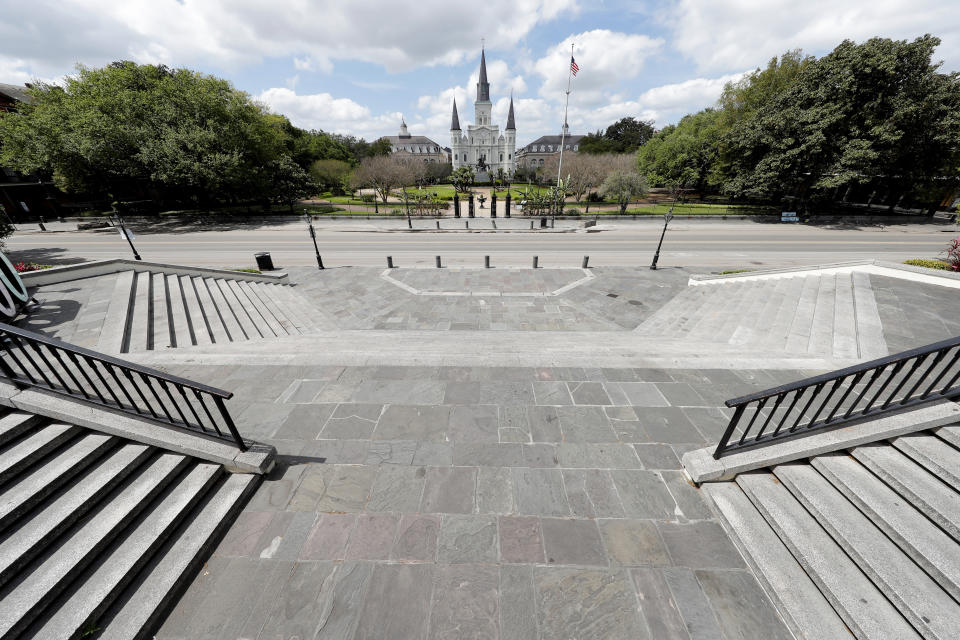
[
  {"xmin": 256, "ymin": 87, "xmax": 400, "ymax": 138},
  {"xmin": 667, "ymin": 0, "xmax": 960, "ymax": 73},
  {"xmin": 1, "ymin": 0, "xmax": 579, "ymax": 79},
  {"xmin": 637, "ymin": 72, "xmax": 746, "ymax": 112},
  {"xmin": 533, "ymin": 30, "xmax": 664, "ymax": 105}
]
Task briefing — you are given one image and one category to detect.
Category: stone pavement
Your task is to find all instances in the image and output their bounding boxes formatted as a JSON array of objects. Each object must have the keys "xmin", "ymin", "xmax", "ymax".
[
  {"xmin": 19, "ymin": 264, "xmax": 960, "ymax": 639},
  {"xmin": 152, "ymin": 361, "xmax": 802, "ymax": 639}
]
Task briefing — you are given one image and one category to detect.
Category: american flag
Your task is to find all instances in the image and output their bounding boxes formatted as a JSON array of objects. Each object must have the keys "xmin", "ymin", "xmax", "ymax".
[{"xmin": 570, "ymin": 56, "xmax": 579, "ymax": 76}]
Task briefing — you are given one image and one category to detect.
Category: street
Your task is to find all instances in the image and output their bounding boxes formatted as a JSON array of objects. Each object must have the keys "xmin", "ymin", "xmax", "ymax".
[{"xmin": 5, "ymin": 218, "xmax": 957, "ymax": 270}]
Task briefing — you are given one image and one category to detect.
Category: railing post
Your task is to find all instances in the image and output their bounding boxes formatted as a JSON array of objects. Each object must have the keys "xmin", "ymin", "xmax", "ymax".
[
  {"xmin": 214, "ymin": 396, "xmax": 247, "ymax": 451},
  {"xmin": 713, "ymin": 405, "xmax": 746, "ymax": 459}
]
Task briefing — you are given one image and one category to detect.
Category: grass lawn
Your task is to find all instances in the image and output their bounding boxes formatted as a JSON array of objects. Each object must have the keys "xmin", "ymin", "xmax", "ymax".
[
  {"xmin": 623, "ymin": 202, "xmax": 778, "ymax": 215},
  {"xmin": 494, "ymin": 186, "xmax": 551, "ymax": 199}
]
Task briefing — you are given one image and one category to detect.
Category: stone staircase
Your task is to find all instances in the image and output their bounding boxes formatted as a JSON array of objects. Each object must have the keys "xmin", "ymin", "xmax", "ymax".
[
  {"xmin": 703, "ymin": 423, "xmax": 960, "ymax": 640},
  {"xmin": 636, "ymin": 272, "xmax": 887, "ymax": 360},
  {"xmin": 0, "ymin": 407, "xmax": 259, "ymax": 639},
  {"xmin": 92, "ymin": 271, "xmax": 327, "ymax": 353}
]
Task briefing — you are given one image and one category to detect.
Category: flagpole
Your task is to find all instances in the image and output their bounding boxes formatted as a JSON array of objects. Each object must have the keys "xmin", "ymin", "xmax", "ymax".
[
  {"xmin": 556, "ymin": 43, "xmax": 574, "ymax": 189},
  {"xmin": 553, "ymin": 43, "xmax": 574, "ymax": 225}
]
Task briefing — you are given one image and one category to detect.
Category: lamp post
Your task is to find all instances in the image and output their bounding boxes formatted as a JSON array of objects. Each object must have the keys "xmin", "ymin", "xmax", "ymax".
[
  {"xmin": 112, "ymin": 209, "xmax": 141, "ymax": 261},
  {"xmin": 304, "ymin": 212, "xmax": 324, "ymax": 269},
  {"xmin": 649, "ymin": 208, "xmax": 673, "ymax": 270}
]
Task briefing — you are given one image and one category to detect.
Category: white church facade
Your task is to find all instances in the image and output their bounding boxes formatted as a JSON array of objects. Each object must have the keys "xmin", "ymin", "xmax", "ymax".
[{"xmin": 450, "ymin": 48, "xmax": 516, "ymax": 181}]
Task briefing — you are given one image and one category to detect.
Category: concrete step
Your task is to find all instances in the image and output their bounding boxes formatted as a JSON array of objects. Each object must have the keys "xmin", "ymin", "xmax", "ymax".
[
  {"xmin": 853, "ymin": 443, "xmax": 960, "ymax": 541},
  {"xmin": 685, "ymin": 281, "xmax": 746, "ymax": 341},
  {"xmin": 702, "ymin": 482, "xmax": 851, "ymax": 639},
  {"xmin": 0, "ymin": 432, "xmax": 115, "ymax": 533},
  {"xmin": 777, "ymin": 459, "xmax": 960, "ymax": 638},
  {"xmin": 737, "ymin": 471, "xmax": 920, "ymax": 639},
  {"xmin": 0, "ymin": 452, "xmax": 189, "ymax": 637},
  {"xmin": 894, "ymin": 432, "xmax": 960, "ymax": 488},
  {"xmin": 784, "ymin": 275, "xmax": 822, "ymax": 353},
  {"xmin": 97, "ymin": 271, "xmax": 135, "ymax": 354},
  {"xmin": 250, "ymin": 283, "xmax": 296, "ymax": 334},
  {"xmin": 813, "ymin": 452, "xmax": 960, "ymax": 602},
  {"xmin": 128, "ymin": 271, "xmax": 151, "ymax": 353},
  {"xmin": 0, "ymin": 423, "xmax": 81, "ymax": 486},
  {"xmin": 932, "ymin": 424, "xmax": 960, "ymax": 451},
  {"xmin": 761, "ymin": 276, "xmax": 807, "ymax": 351},
  {"xmin": 283, "ymin": 284, "xmax": 337, "ymax": 331},
  {"xmin": 212, "ymin": 278, "xmax": 258, "ymax": 340},
  {"xmin": 203, "ymin": 277, "xmax": 244, "ymax": 341},
  {"xmin": 254, "ymin": 283, "xmax": 309, "ymax": 334},
  {"xmin": 225, "ymin": 280, "xmax": 277, "ymax": 338},
  {"xmin": 166, "ymin": 273, "xmax": 190, "ymax": 349},
  {"xmin": 0, "ymin": 410, "xmax": 44, "ymax": 447},
  {"xmin": 832, "ymin": 272, "xmax": 859, "ymax": 359},
  {"xmin": 97, "ymin": 472, "xmax": 260, "ymax": 640},
  {"xmin": 808, "ymin": 274, "xmax": 836, "ymax": 356},
  {"xmin": 729, "ymin": 279, "xmax": 784, "ymax": 346},
  {"xmin": 852, "ymin": 271, "xmax": 887, "ymax": 360},
  {"xmin": 180, "ymin": 275, "xmax": 212, "ymax": 347},
  {"xmin": 0, "ymin": 443, "xmax": 152, "ymax": 587},
  {"xmin": 29, "ymin": 463, "xmax": 222, "ymax": 639},
  {"xmin": 713, "ymin": 281, "xmax": 763, "ymax": 344},
  {"xmin": 235, "ymin": 281, "xmax": 285, "ymax": 336},
  {"xmin": 151, "ymin": 272, "xmax": 172, "ymax": 351},
  {"xmin": 191, "ymin": 276, "xmax": 230, "ymax": 345}
]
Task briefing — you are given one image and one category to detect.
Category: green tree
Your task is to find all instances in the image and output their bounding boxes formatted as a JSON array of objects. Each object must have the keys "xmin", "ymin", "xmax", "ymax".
[
  {"xmin": 310, "ymin": 159, "xmax": 353, "ymax": 194},
  {"xmin": 599, "ymin": 169, "xmax": 648, "ymax": 214},
  {"xmin": 636, "ymin": 110, "xmax": 723, "ymax": 194},
  {"xmin": 723, "ymin": 35, "xmax": 960, "ymax": 210},
  {"xmin": 450, "ymin": 166, "xmax": 475, "ymax": 192},
  {"xmin": 0, "ymin": 61, "xmax": 302, "ymax": 208},
  {"xmin": 580, "ymin": 117, "xmax": 656, "ymax": 154}
]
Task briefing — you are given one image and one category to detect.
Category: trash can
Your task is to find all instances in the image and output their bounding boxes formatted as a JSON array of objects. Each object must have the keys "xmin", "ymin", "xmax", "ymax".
[
  {"xmin": 540, "ymin": 217, "xmax": 548, "ymax": 228},
  {"xmin": 254, "ymin": 252, "xmax": 274, "ymax": 271}
]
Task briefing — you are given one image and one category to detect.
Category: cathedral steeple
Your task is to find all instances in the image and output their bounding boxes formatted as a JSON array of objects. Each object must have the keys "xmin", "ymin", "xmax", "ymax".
[
  {"xmin": 450, "ymin": 98, "xmax": 461, "ymax": 130},
  {"xmin": 476, "ymin": 48, "xmax": 490, "ymax": 103},
  {"xmin": 506, "ymin": 95, "xmax": 516, "ymax": 130}
]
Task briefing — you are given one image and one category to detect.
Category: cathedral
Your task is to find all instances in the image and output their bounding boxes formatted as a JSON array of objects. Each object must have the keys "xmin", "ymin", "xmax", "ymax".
[{"xmin": 450, "ymin": 48, "xmax": 516, "ymax": 180}]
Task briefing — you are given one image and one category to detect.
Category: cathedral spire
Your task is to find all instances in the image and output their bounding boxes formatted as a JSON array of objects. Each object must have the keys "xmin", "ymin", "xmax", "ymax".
[
  {"xmin": 450, "ymin": 98, "xmax": 461, "ymax": 130},
  {"xmin": 506, "ymin": 94, "xmax": 515, "ymax": 130},
  {"xmin": 476, "ymin": 47, "xmax": 490, "ymax": 103}
]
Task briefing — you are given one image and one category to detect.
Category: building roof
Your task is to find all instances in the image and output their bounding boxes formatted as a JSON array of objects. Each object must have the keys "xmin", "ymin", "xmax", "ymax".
[
  {"xmin": 520, "ymin": 134, "xmax": 585, "ymax": 152},
  {"xmin": 0, "ymin": 82, "xmax": 34, "ymax": 104},
  {"xmin": 385, "ymin": 135, "xmax": 443, "ymax": 149},
  {"xmin": 506, "ymin": 97, "xmax": 515, "ymax": 130},
  {"xmin": 477, "ymin": 49, "xmax": 490, "ymax": 103},
  {"xmin": 450, "ymin": 98, "xmax": 461, "ymax": 131}
]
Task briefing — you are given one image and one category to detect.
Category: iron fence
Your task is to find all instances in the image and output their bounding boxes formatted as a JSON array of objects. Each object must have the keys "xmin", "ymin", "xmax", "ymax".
[
  {"xmin": 714, "ymin": 335, "xmax": 960, "ymax": 458},
  {"xmin": 0, "ymin": 322, "xmax": 245, "ymax": 450}
]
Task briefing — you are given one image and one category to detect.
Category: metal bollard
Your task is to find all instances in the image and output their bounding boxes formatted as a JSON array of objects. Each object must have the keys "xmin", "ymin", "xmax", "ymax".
[
  {"xmin": 465, "ymin": 220, "xmax": 469, "ymax": 229},
  {"xmin": 436, "ymin": 220, "xmax": 440, "ymax": 229},
  {"xmin": 435, "ymin": 255, "xmax": 442, "ymax": 268},
  {"xmin": 532, "ymin": 256, "xmax": 539, "ymax": 269},
  {"xmin": 387, "ymin": 256, "xmax": 394, "ymax": 268},
  {"xmin": 484, "ymin": 255, "xmax": 490, "ymax": 268},
  {"xmin": 582, "ymin": 255, "xmax": 589, "ymax": 268},
  {"xmin": 492, "ymin": 220, "xmax": 497, "ymax": 229},
  {"xmin": 530, "ymin": 220, "xmax": 534, "ymax": 230}
]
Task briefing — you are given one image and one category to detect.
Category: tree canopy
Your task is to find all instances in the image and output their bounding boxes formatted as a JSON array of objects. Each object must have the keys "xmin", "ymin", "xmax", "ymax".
[
  {"xmin": 634, "ymin": 35, "xmax": 960, "ymax": 211},
  {"xmin": 579, "ymin": 117, "xmax": 656, "ymax": 154},
  {"xmin": 0, "ymin": 61, "xmax": 393, "ymax": 210}
]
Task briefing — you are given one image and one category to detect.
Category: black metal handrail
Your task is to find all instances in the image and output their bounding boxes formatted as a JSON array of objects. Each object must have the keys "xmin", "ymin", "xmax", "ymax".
[
  {"xmin": 714, "ymin": 335, "xmax": 960, "ymax": 458},
  {"xmin": 0, "ymin": 323, "xmax": 246, "ymax": 450}
]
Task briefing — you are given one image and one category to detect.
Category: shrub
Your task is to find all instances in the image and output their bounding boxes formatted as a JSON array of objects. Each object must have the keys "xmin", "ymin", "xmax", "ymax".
[
  {"xmin": 566, "ymin": 208, "xmax": 582, "ymax": 216},
  {"xmin": 360, "ymin": 194, "xmax": 375, "ymax": 203},
  {"xmin": 945, "ymin": 236, "xmax": 960, "ymax": 271},
  {"xmin": 14, "ymin": 262, "xmax": 50, "ymax": 273},
  {"xmin": 903, "ymin": 259, "xmax": 949, "ymax": 270}
]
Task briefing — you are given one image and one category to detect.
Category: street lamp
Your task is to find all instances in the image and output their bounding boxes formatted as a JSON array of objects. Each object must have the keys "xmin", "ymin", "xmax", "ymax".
[
  {"xmin": 650, "ymin": 208, "xmax": 673, "ymax": 270},
  {"xmin": 304, "ymin": 212, "xmax": 324, "ymax": 269},
  {"xmin": 111, "ymin": 209, "xmax": 141, "ymax": 261}
]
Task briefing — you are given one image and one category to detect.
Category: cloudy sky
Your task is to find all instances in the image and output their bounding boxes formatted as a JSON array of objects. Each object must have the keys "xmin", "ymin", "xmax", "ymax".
[{"xmin": 2, "ymin": 0, "xmax": 959, "ymax": 147}]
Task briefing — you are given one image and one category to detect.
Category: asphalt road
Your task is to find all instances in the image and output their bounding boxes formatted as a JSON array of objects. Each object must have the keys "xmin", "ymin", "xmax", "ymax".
[{"xmin": 6, "ymin": 218, "xmax": 957, "ymax": 270}]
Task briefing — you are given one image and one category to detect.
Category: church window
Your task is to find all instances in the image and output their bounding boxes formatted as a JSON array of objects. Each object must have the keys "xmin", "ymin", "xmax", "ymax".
[
  {"xmin": 539, "ymin": 159, "xmax": 544, "ymax": 166},
  {"xmin": 508, "ymin": 154, "xmax": 511, "ymax": 159},
  {"xmin": 499, "ymin": 153, "xmax": 503, "ymax": 161}
]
